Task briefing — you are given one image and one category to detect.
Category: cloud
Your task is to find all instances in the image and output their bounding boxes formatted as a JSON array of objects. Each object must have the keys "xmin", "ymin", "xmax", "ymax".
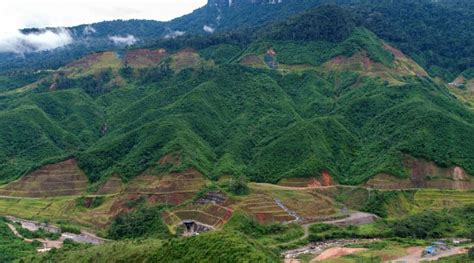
[
  {"xmin": 164, "ymin": 30, "xmax": 185, "ymax": 39},
  {"xmin": 83, "ymin": 25, "xmax": 96, "ymax": 35},
  {"xmin": 109, "ymin": 34, "xmax": 138, "ymax": 46},
  {"xmin": 203, "ymin": 25, "xmax": 215, "ymax": 33},
  {"xmin": 0, "ymin": 28, "xmax": 73, "ymax": 54}
]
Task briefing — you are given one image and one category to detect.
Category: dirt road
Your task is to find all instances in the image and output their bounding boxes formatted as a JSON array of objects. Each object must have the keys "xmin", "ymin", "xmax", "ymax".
[
  {"xmin": 324, "ymin": 211, "xmax": 378, "ymax": 226},
  {"xmin": 5, "ymin": 216, "xmax": 105, "ymax": 252},
  {"xmin": 389, "ymin": 246, "xmax": 469, "ymax": 262}
]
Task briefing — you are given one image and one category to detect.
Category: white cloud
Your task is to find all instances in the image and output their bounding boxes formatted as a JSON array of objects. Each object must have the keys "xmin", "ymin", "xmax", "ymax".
[
  {"xmin": 109, "ymin": 34, "xmax": 138, "ymax": 46},
  {"xmin": 164, "ymin": 30, "xmax": 185, "ymax": 39},
  {"xmin": 203, "ymin": 25, "xmax": 215, "ymax": 33},
  {"xmin": 0, "ymin": 28, "xmax": 72, "ymax": 54},
  {"xmin": 83, "ymin": 25, "xmax": 96, "ymax": 35}
]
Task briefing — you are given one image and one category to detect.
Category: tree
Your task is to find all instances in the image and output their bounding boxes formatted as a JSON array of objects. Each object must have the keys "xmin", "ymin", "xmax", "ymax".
[
  {"xmin": 228, "ymin": 175, "xmax": 249, "ymax": 195},
  {"xmin": 469, "ymin": 247, "xmax": 474, "ymax": 260}
]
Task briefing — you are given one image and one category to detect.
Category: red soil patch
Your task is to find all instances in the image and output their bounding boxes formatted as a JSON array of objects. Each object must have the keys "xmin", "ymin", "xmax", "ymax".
[
  {"xmin": 320, "ymin": 171, "xmax": 334, "ymax": 186},
  {"xmin": 255, "ymin": 212, "xmax": 267, "ymax": 223},
  {"xmin": 383, "ymin": 43, "xmax": 407, "ymax": 59},
  {"xmin": 124, "ymin": 49, "xmax": 167, "ymax": 68},
  {"xmin": 0, "ymin": 159, "xmax": 88, "ymax": 197}
]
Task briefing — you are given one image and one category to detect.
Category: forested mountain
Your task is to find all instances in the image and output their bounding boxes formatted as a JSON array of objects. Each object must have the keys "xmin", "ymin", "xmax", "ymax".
[
  {"xmin": 1, "ymin": 0, "xmax": 472, "ymax": 81},
  {"xmin": 1, "ymin": 3, "xmax": 474, "ymax": 262},
  {"xmin": 0, "ymin": 6, "xmax": 473, "ymax": 185}
]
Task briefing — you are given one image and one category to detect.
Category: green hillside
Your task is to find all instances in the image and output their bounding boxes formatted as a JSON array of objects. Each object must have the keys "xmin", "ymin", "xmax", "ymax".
[
  {"xmin": 27, "ymin": 232, "xmax": 278, "ymax": 263},
  {"xmin": 0, "ymin": 6, "xmax": 473, "ymax": 186}
]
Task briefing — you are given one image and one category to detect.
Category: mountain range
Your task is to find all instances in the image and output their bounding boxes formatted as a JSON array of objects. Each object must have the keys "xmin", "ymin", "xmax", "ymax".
[{"xmin": 0, "ymin": 1, "xmax": 474, "ymax": 262}]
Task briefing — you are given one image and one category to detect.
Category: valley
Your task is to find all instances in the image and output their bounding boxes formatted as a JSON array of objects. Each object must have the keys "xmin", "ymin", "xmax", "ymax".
[{"xmin": 0, "ymin": 1, "xmax": 473, "ymax": 262}]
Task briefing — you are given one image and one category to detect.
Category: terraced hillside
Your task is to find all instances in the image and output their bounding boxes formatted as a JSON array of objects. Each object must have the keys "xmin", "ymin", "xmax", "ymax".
[
  {"xmin": 0, "ymin": 160, "xmax": 88, "ymax": 198},
  {"xmin": 414, "ymin": 190, "xmax": 474, "ymax": 209},
  {"xmin": 125, "ymin": 168, "xmax": 207, "ymax": 205}
]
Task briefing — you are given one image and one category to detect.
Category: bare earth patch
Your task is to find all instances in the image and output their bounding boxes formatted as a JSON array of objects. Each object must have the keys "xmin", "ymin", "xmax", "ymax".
[{"xmin": 311, "ymin": 247, "xmax": 367, "ymax": 262}]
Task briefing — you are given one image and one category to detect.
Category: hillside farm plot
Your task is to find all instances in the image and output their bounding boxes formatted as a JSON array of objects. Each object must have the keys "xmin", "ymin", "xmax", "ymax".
[
  {"xmin": 413, "ymin": 189, "xmax": 474, "ymax": 209},
  {"xmin": 125, "ymin": 168, "xmax": 207, "ymax": 205},
  {"xmin": 170, "ymin": 49, "xmax": 204, "ymax": 72},
  {"xmin": 237, "ymin": 193, "xmax": 295, "ymax": 224},
  {"xmin": 0, "ymin": 194, "xmax": 124, "ymax": 231},
  {"xmin": 0, "ymin": 159, "xmax": 88, "ymax": 198},
  {"xmin": 62, "ymin": 51, "xmax": 122, "ymax": 77},
  {"xmin": 242, "ymin": 184, "xmax": 339, "ymax": 224},
  {"xmin": 124, "ymin": 49, "xmax": 167, "ymax": 68}
]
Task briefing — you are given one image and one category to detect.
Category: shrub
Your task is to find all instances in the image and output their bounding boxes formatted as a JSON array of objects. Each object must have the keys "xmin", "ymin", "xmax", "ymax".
[
  {"xmin": 228, "ymin": 175, "xmax": 249, "ymax": 196},
  {"xmin": 107, "ymin": 204, "xmax": 171, "ymax": 240}
]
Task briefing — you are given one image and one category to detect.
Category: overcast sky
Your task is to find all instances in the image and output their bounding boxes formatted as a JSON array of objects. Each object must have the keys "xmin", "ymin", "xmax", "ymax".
[
  {"xmin": 0, "ymin": 0, "xmax": 207, "ymax": 53},
  {"xmin": 0, "ymin": 0, "xmax": 207, "ymax": 30}
]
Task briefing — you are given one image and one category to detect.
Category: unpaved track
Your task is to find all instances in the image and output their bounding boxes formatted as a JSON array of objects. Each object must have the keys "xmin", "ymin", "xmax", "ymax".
[
  {"xmin": 5, "ymin": 216, "xmax": 106, "ymax": 252},
  {"xmin": 324, "ymin": 211, "xmax": 378, "ymax": 226},
  {"xmin": 250, "ymin": 183, "xmax": 439, "ymax": 192},
  {"xmin": 388, "ymin": 246, "xmax": 470, "ymax": 262}
]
